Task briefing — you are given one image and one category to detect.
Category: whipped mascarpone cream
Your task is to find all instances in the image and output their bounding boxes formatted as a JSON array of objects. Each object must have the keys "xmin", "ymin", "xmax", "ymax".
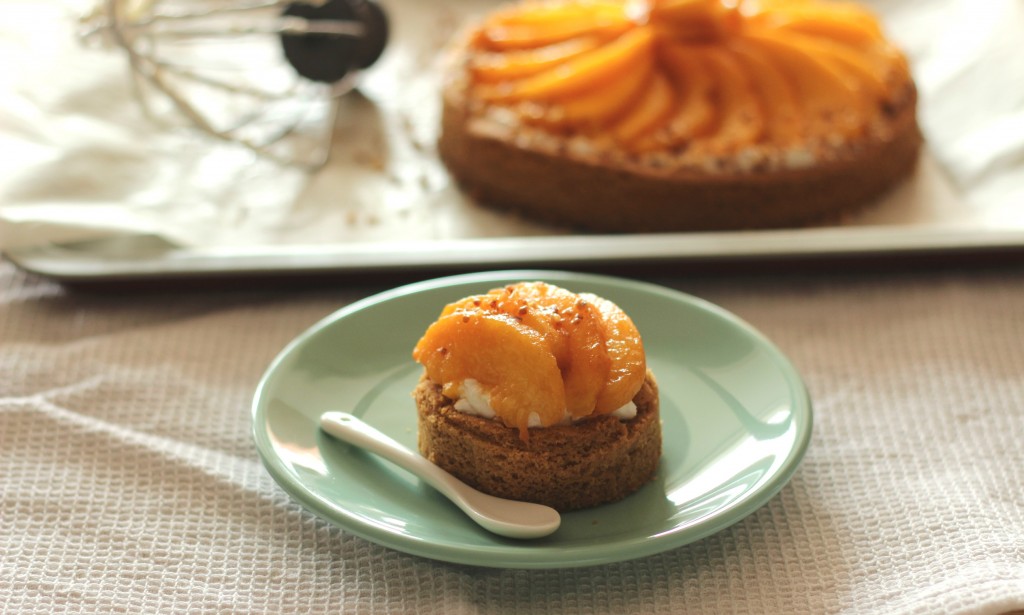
[{"xmin": 452, "ymin": 378, "xmax": 638, "ymax": 426}]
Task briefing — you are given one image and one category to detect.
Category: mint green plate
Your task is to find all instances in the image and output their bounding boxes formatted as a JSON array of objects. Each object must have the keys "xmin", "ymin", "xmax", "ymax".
[{"xmin": 252, "ymin": 271, "xmax": 812, "ymax": 569}]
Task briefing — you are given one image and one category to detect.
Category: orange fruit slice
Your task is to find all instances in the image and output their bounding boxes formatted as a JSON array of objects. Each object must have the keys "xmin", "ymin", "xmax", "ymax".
[
  {"xmin": 414, "ymin": 282, "xmax": 647, "ymax": 437},
  {"xmin": 560, "ymin": 55, "xmax": 654, "ymax": 126},
  {"xmin": 463, "ymin": 0, "xmax": 908, "ymax": 151},
  {"xmin": 656, "ymin": 43, "xmax": 717, "ymax": 146},
  {"xmin": 727, "ymin": 39, "xmax": 803, "ymax": 144},
  {"xmin": 613, "ymin": 70, "xmax": 676, "ymax": 145},
  {"xmin": 649, "ymin": 0, "xmax": 739, "ymax": 42},
  {"xmin": 742, "ymin": 30, "xmax": 865, "ymax": 135},
  {"xmin": 481, "ymin": 28, "xmax": 656, "ymax": 102},
  {"xmin": 753, "ymin": 4, "xmax": 884, "ymax": 46},
  {"xmin": 767, "ymin": 30, "xmax": 887, "ymax": 99},
  {"xmin": 580, "ymin": 293, "xmax": 646, "ymax": 414},
  {"xmin": 480, "ymin": 4, "xmax": 631, "ymax": 51},
  {"xmin": 471, "ymin": 37, "xmax": 605, "ymax": 83},
  {"xmin": 440, "ymin": 283, "xmax": 613, "ymax": 419},
  {"xmin": 701, "ymin": 47, "xmax": 765, "ymax": 151},
  {"xmin": 413, "ymin": 309, "xmax": 566, "ymax": 439}
]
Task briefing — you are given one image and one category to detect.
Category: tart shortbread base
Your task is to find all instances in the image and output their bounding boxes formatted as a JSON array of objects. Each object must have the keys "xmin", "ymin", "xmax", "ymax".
[
  {"xmin": 415, "ymin": 371, "xmax": 661, "ymax": 512},
  {"xmin": 439, "ymin": 74, "xmax": 922, "ymax": 232}
]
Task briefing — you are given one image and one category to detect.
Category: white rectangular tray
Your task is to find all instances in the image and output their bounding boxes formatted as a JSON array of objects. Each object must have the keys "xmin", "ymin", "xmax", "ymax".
[{"xmin": 6, "ymin": 0, "xmax": 1024, "ymax": 283}]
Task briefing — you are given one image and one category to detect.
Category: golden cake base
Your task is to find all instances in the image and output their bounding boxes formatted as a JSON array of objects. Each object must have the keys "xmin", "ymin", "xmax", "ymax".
[{"xmin": 414, "ymin": 371, "xmax": 661, "ymax": 512}]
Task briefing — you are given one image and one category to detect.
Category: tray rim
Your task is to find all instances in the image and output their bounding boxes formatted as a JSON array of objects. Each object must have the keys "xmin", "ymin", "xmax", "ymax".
[{"xmin": 7, "ymin": 224, "xmax": 1024, "ymax": 282}]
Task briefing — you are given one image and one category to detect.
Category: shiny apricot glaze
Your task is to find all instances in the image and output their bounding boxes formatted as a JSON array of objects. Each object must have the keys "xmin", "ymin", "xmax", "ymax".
[
  {"xmin": 412, "ymin": 282, "xmax": 646, "ymax": 440},
  {"xmin": 465, "ymin": 0, "xmax": 911, "ymax": 152}
]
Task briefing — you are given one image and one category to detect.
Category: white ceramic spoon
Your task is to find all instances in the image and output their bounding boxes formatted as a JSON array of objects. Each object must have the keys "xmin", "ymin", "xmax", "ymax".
[{"xmin": 320, "ymin": 411, "xmax": 561, "ymax": 539}]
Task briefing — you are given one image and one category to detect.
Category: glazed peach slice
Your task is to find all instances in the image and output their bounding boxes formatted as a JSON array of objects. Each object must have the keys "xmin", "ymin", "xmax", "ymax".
[
  {"xmin": 441, "ymin": 286, "xmax": 572, "ymax": 372},
  {"xmin": 452, "ymin": 284, "xmax": 612, "ymax": 419},
  {"xmin": 754, "ymin": 4, "xmax": 884, "ymax": 46},
  {"xmin": 700, "ymin": 47, "xmax": 765, "ymax": 152},
  {"xmin": 773, "ymin": 18, "xmax": 882, "ymax": 47},
  {"xmin": 727, "ymin": 39, "xmax": 803, "ymax": 144},
  {"xmin": 480, "ymin": 3, "xmax": 631, "ymax": 51},
  {"xmin": 579, "ymin": 293, "xmax": 646, "ymax": 415},
  {"xmin": 775, "ymin": 31, "xmax": 887, "ymax": 99},
  {"xmin": 741, "ymin": 31, "xmax": 866, "ymax": 135},
  {"xmin": 485, "ymin": 1, "xmax": 628, "ymax": 28},
  {"xmin": 653, "ymin": 43, "xmax": 717, "ymax": 147},
  {"xmin": 612, "ymin": 70, "xmax": 676, "ymax": 145},
  {"xmin": 747, "ymin": 0, "xmax": 812, "ymax": 10},
  {"xmin": 470, "ymin": 37, "xmax": 605, "ymax": 83},
  {"xmin": 413, "ymin": 310, "xmax": 566, "ymax": 439},
  {"xmin": 562, "ymin": 311, "xmax": 612, "ymax": 419},
  {"xmin": 505, "ymin": 284, "xmax": 611, "ymax": 420},
  {"xmin": 559, "ymin": 55, "xmax": 653, "ymax": 126},
  {"xmin": 441, "ymin": 289, "xmax": 567, "ymax": 366},
  {"xmin": 649, "ymin": 0, "xmax": 721, "ymax": 22},
  {"xmin": 649, "ymin": 0, "xmax": 740, "ymax": 41},
  {"xmin": 439, "ymin": 285, "xmax": 576, "ymax": 357},
  {"xmin": 480, "ymin": 28, "xmax": 656, "ymax": 102}
]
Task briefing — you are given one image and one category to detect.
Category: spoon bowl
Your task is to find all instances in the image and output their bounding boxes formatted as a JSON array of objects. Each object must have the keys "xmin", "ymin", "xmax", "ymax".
[{"xmin": 320, "ymin": 411, "xmax": 561, "ymax": 539}]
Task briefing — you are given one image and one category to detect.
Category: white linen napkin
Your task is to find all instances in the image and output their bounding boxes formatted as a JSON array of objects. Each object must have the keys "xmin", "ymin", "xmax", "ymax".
[{"xmin": 1, "ymin": 262, "xmax": 1022, "ymax": 613}]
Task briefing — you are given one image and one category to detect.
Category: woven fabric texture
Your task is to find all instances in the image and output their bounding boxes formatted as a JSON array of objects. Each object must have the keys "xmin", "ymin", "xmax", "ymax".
[{"xmin": 1, "ymin": 261, "xmax": 1022, "ymax": 614}]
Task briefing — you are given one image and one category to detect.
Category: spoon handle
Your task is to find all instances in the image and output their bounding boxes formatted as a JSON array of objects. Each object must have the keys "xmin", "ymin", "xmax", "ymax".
[
  {"xmin": 320, "ymin": 411, "xmax": 561, "ymax": 539},
  {"xmin": 319, "ymin": 411, "xmax": 474, "ymax": 509}
]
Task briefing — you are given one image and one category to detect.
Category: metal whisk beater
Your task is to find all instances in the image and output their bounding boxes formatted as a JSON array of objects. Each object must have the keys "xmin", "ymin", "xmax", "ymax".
[{"xmin": 78, "ymin": 0, "xmax": 389, "ymax": 167}]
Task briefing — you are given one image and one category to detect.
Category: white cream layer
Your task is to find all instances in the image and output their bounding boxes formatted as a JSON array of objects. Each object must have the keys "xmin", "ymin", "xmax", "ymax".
[{"xmin": 452, "ymin": 378, "xmax": 637, "ymax": 426}]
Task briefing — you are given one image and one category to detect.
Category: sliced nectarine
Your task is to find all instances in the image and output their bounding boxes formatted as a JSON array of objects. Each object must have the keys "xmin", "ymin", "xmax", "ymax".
[
  {"xmin": 441, "ymin": 285, "xmax": 568, "ymax": 364},
  {"xmin": 727, "ymin": 39, "xmax": 803, "ymax": 144},
  {"xmin": 560, "ymin": 55, "xmax": 654, "ymax": 126},
  {"xmin": 773, "ymin": 31, "xmax": 887, "ymax": 99},
  {"xmin": 612, "ymin": 70, "xmax": 676, "ymax": 145},
  {"xmin": 413, "ymin": 310, "xmax": 566, "ymax": 439},
  {"xmin": 437, "ymin": 283, "xmax": 613, "ymax": 420},
  {"xmin": 741, "ymin": 30, "xmax": 865, "ymax": 135},
  {"xmin": 700, "ymin": 47, "xmax": 765, "ymax": 151},
  {"xmin": 649, "ymin": 0, "xmax": 739, "ymax": 42},
  {"xmin": 773, "ymin": 18, "xmax": 881, "ymax": 47},
  {"xmin": 650, "ymin": 0, "xmax": 718, "ymax": 17},
  {"xmin": 481, "ymin": 28, "xmax": 656, "ymax": 102},
  {"xmin": 754, "ymin": 4, "xmax": 884, "ymax": 46},
  {"xmin": 656, "ymin": 43, "xmax": 717, "ymax": 145},
  {"xmin": 511, "ymin": 284, "xmax": 612, "ymax": 419},
  {"xmin": 416, "ymin": 283, "xmax": 648, "ymax": 431},
  {"xmin": 485, "ymin": 2, "xmax": 628, "ymax": 28},
  {"xmin": 471, "ymin": 37, "xmax": 605, "ymax": 82},
  {"xmin": 579, "ymin": 293, "xmax": 646, "ymax": 415},
  {"xmin": 480, "ymin": 4, "xmax": 631, "ymax": 51}
]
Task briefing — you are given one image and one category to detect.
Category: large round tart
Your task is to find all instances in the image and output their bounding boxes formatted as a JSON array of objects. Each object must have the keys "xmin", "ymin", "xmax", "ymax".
[{"xmin": 439, "ymin": 0, "xmax": 922, "ymax": 232}]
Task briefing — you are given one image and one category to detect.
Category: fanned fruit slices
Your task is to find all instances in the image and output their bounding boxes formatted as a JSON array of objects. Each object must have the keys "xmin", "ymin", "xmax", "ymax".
[
  {"xmin": 412, "ymin": 282, "xmax": 646, "ymax": 440},
  {"xmin": 465, "ymin": 0, "xmax": 911, "ymax": 152}
]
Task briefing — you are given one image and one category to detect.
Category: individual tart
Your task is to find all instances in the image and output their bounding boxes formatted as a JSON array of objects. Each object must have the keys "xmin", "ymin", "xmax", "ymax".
[
  {"xmin": 438, "ymin": 0, "xmax": 922, "ymax": 232},
  {"xmin": 412, "ymin": 281, "xmax": 660, "ymax": 512}
]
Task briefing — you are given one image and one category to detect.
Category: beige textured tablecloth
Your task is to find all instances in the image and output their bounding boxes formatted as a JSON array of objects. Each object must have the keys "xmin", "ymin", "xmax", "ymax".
[{"xmin": 1, "ymin": 260, "xmax": 1022, "ymax": 614}]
